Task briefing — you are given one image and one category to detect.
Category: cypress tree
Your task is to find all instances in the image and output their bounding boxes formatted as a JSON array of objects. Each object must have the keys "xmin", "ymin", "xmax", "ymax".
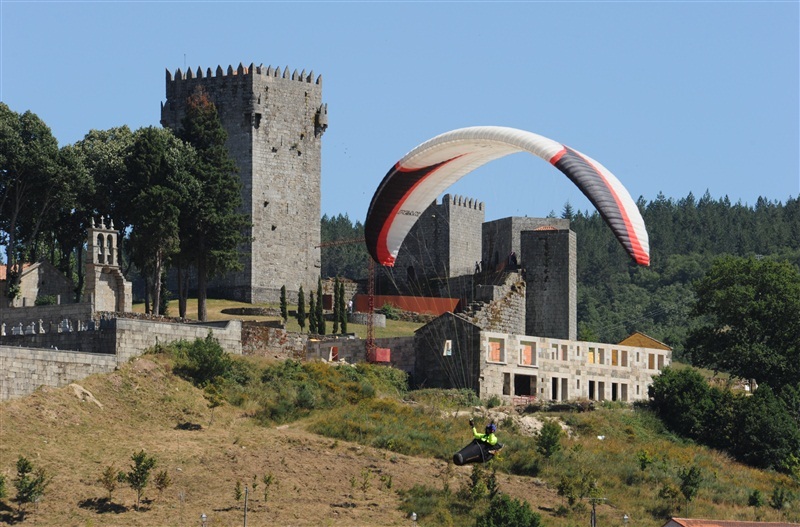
[
  {"xmin": 332, "ymin": 277, "xmax": 340, "ymax": 334},
  {"xmin": 279, "ymin": 285, "xmax": 288, "ymax": 323},
  {"xmin": 339, "ymin": 281, "xmax": 348, "ymax": 334},
  {"xmin": 317, "ymin": 277, "xmax": 326, "ymax": 335},
  {"xmin": 296, "ymin": 287, "xmax": 306, "ymax": 332},
  {"xmin": 309, "ymin": 293, "xmax": 318, "ymax": 334}
]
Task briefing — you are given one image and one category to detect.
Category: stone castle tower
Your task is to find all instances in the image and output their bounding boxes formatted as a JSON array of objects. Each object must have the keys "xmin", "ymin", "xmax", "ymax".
[
  {"xmin": 392, "ymin": 194, "xmax": 484, "ymax": 294},
  {"xmin": 160, "ymin": 63, "xmax": 328, "ymax": 303}
]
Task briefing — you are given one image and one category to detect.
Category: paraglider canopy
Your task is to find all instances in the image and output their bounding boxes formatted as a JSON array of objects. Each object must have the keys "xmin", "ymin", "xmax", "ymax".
[{"xmin": 365, "ymin": 126, "xmax": 649, "ymax": 267}]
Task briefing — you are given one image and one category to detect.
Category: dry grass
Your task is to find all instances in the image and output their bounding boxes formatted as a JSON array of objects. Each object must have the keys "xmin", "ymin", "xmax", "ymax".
[{"xmin": 0, "ymin": 356, "xmax": 564, "ymax": 527}]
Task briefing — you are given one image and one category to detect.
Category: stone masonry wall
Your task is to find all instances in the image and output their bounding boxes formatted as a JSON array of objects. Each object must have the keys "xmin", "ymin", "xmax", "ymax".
[
  {"xmin": 241, "ymin": 323, "xmax": 308, "ymax": 359},
  {"xmin": 521, "ymin": 229, "xmax": 577, "ymax": 340},
  {"xmin": 468, "ymin": 272, "xmax": 526, "ymax": 335},
  {"xmin": 393, "ymin": 194, "xmax": 483, "ymax": 295},
  {"xmin": 306, "ymin": 336, "xmax": 415, "ymax": 374},
  {"xmin": 0, "ymin": 346, "xmax": 118, "ymax": 401},
  {"xmin": 482, "ymin": 217, "xmax": 570, "ymax": 272},
  {"xmin": 0, "ymin": 317, "xmax": 243, "ymax": 400},
  {"xmin": 161, "ymin": 64, "xmax": 325, "ymax": 303},
  {"xmin": 113, "ymin": 318, "xmax": 242, "ymax": 363},
  {"xmin": 0, "ymin": 303, "xmax": 94, "ymax": 336}
]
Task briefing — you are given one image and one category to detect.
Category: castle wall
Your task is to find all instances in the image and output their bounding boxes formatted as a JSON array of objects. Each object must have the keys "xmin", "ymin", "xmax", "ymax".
[
  {"xmin": 482, "ymin": 217, "xmax": 570, "ymax": 272},
  {"xmin": 392, "ymin": 194, "xmax": 483, "ymax": 295},
  {"xmin": 521, "ymin": 229, "xmax": 577, "ymax": 340},
  {"xmin": 469, "ymin": 273, "xmax": 526, "ymax": 335},
  {"xmin": 112, "ymin": 318, "xmax": 242, "ymax": 363},
  {"xmin": 0, "ymin": 303, "xmax": 94, "ymax": 335},
  {"xmin": 0, "ymin": 317, "xmax": 243, "ymax": 400},
  {"xmin": 161, "ymin": 64, "xmax": 325, "ymax": 303},
  {"xmin": 306, "ymin": 336, "xmax": 415, "ymax": 374},
  {"xmin": 0, "ymin": 346, "xmax": 118, "ymax": 401}
]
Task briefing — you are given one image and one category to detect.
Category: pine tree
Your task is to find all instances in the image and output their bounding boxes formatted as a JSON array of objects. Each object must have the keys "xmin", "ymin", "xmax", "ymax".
[{"xmin": 120, "ymin": 450, "xmax": 156, "ymax": 511}]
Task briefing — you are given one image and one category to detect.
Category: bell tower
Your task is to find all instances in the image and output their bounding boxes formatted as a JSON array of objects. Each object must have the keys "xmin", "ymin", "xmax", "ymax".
[{"xmin": 84, "ymin": 217, "xmax": 132, "ymax": 312}]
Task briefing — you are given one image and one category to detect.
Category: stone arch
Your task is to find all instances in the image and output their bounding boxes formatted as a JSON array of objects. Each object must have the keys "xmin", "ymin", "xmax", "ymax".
[
  {"xmin": 107, "ymin": 235, "xmax": 114, "ymax": 265},
  {"xmin": 97, "ymin": 234, "xmax": 105, "ymax": 264}
]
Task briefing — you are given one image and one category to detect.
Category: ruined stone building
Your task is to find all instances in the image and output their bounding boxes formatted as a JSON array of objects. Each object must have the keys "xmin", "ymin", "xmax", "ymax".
[
  {"xmin": 161, "ymin": 63, "xmax": 328, "ymax": 303},
  {"xmin": 398, "ymin": 198, "xmax": 670, "ymax": 403}
]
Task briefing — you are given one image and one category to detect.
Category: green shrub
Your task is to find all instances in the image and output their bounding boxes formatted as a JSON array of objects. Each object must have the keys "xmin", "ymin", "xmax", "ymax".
[
  {"xmin": 379, "ymin": 302, "xmax": 400, "ymax": 320},
  {"xmin": 166, "ymin": 334, "xmax": 233, "ymax": 387},
  {"xmin": 475, "ymin": 494, "xmax": 542, "ymax": 527},
  {"xmin": 34, "ymin": 295, "xmax": 57, "ymax": 306}
]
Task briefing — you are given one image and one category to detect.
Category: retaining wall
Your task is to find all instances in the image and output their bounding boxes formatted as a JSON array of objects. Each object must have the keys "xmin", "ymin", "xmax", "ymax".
[{"xmin": 0, "ymin": 346, "xmax": 118, "ymax": 400}]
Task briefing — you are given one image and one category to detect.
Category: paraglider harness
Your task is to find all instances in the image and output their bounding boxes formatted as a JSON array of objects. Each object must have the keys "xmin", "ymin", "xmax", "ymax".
[{"xmin": 453, "ymin": 419, "xmax": 504, "ymax": 466}]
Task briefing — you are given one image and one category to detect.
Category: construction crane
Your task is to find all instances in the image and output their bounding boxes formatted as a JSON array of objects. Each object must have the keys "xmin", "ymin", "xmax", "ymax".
[{"xmin": 315, "ymin": 237, "xmax": 376, "ymax": 356}]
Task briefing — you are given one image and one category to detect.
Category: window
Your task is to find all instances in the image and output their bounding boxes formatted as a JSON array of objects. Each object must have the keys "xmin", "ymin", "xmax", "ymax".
[
  {"xmin": 551, "ymin": 343, "xmax": 558, "ymax": 360},
  {"xmin": 443, "ymin": 340, "xmax": 452, "ymax": 356},
  {"xmin": 488, "ymin": 338, "xmax": 505, "ymax": 362},
  {"xmin": 648, "ymin": 353, "xmax": 656, "ymax": 369},
  {"xmin": 598, "ymin": 348, "xmax": 606, "ymax": 364},
  {"xmin": 588, "ymin": 347, "xmax": 596, "ymax": 364},
  {"xmin": 520, "ymin": 342, "xmax": 535, "ymax": 366},
  {"xmin": 658, "ymin": 354, "xmax": 665, "ymax": 370},
  {"xmin": 561, "ymin": 345, "xmax": 568, "ymax": 361},
  {"xmin": 621, "ymin": 350, "xmax": 628, "ymax": 367},
  {"xmin": 611, "ymin": 349, "xmax": 619, "ymax": 366}
]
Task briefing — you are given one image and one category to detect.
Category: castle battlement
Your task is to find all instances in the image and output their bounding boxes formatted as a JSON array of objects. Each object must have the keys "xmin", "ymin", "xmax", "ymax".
[
  {"xmin": 166, "ymin": 62, "xmax": 322, "ymax": 85},
  {"xmin": 445, "ymin": 193, "xmax": 484, "ymax": 211},
  {"xmin": 162, "ymin": 61, "xmax": 325, "ymax": 304}
]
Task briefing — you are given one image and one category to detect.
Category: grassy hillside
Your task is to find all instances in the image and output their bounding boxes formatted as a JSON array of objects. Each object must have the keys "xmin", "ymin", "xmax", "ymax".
[{"xmin": 0, "ymin": 353, "xmax": 797, "ymax": 526}]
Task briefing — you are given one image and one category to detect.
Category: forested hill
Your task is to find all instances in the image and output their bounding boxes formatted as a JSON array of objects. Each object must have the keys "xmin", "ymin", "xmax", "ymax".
[{"xmin": 321, "ymin": 193, "xmax": 800, "ymax": 359}]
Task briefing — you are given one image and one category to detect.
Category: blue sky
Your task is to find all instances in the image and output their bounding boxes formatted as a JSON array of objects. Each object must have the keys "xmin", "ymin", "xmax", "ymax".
[{"xmin": 1, "ymin": 1, "xmax": 798, "ymax": 223}]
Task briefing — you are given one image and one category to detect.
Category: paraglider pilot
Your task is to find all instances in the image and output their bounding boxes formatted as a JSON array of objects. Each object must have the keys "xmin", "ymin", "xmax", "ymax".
[
  {"xmin": 453, "ymin": 418, "xmax": 503, "ymax": 465},
  {"xmin": 470, "ymin": 418, "xmax": 503, "ymax": 453}
]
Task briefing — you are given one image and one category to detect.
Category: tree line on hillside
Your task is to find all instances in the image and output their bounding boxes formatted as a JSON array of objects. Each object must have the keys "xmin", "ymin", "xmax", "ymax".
[
  {"xmin": 649, "ymin": 255, "xmax": 800, "ymax": 474},
  {"xmin": 0, "ymin": 91, "xmax": 248, "ymax": 321},
  {"xmin": 570, "ymin": 193, "xmax": 799, "ymax": 356},
  {"xmin": 320, "ymin": 193, "xmax": 799, "ymax": 358}
]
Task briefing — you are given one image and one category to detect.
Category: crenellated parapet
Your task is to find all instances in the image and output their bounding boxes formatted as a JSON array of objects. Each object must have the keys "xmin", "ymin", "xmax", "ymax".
[
  {"xmin": 160, "ymin": 60, "xmax": 325, "ymax": 304},
  {"xmin": 165, "ymin": 62, "xmax": 322, "ymax": 85},
  {"xmin": 446, "ymin": 193, "xmax": 484, "ymax": 211}
]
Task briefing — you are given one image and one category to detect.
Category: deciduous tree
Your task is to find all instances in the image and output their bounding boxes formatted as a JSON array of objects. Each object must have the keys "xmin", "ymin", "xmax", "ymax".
[{"xmin": 688, "ymin": 256, "xmax": 800, "ymax": 391}]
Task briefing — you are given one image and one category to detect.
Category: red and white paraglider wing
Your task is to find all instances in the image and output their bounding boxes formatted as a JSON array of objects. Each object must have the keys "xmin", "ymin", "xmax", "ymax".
[{"xmin": 364, "ymin": 126, "xmax": 649, "ymax": 267}]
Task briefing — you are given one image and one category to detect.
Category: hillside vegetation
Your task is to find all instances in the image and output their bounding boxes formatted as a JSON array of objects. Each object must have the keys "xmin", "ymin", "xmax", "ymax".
[
  {"xmin": 321, "ymin": 194, "xmax": 800, "ymax": 359},
  {"xmin": 1, "ymin": 347, "xmax": 798, "ymax": 527}
]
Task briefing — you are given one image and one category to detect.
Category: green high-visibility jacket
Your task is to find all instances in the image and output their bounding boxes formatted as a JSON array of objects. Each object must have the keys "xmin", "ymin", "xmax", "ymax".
[{"xmin": 472, "ymin": 427, "xmax": 498, "ymax": 446}]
